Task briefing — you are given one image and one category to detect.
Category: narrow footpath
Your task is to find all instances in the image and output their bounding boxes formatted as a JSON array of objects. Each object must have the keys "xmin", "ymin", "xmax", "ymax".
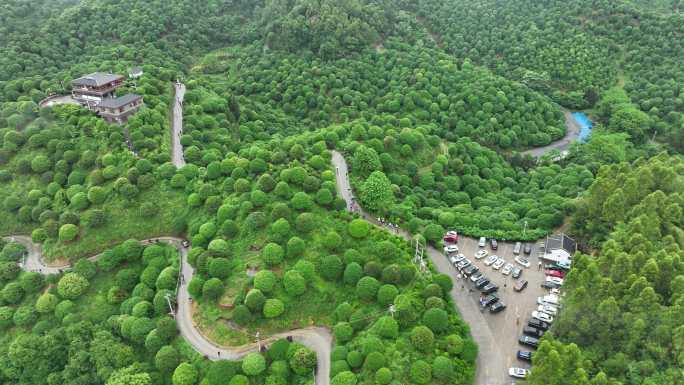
[{"xmin": 332, "ymin": 150, "xmax": 504, "ymax": 385}]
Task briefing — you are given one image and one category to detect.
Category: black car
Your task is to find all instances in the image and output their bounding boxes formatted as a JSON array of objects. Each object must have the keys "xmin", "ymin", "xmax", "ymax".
[
  {"xmin": 480, "ymin": 283, "xmax": 499, "ymax": 294},
  {"xmin": 541, "ymin": 281, "xmax": 561, "ymax": 289},
  {"xmin": 523, "ymin": 243, "xmax": 532, "ymax": 255},
  {"xmin": 490, "ymin": 301, "xmax": 506, "ymax": 313},
  {"xmin": 517, "ymin": 350, "xmax": 533, "ymax": 362},
  {"xmin": 463, "ymin": 265, "xmax": 479, "ymax": 276},
  {"xmin": 490, "ymin": 239, "xmax": 498, "ymax": 250},
  {"xmin": 518, "ymin": 335, "xmax": 539, "ymax": 348},
  {"xmin": 475, "ymin": 277, "xmax": 490, "ymax": 289},
  {"xmin": 523, "ymin": 326, "xmax": 544, "ymax": 338},
  {"xmin": 528, "ymin": 318, "xmax": 550, "ymax": 331},
  {"xmin": 469, "ymin": 272, "xmax": 483, "ymax": 282},
  {"xmin": 514, "ymin": 279, "xmax": 528, "ymax": 292},
  {"xmin": 480, "ymin": 294, "xmax": 499, "ymax": 307}
]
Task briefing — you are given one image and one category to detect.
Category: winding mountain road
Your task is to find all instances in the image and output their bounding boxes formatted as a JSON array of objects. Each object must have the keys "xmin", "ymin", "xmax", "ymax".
[
  {"xmin": 522, "ymin": 110, "xmax": 582, "ymax": 157},
  {"xmin": 332, "ymin": 150, "xmax": 504, "ymax": 385},
  {"xmin": 171, "ymin": 82, "xmax": 186, "ymax": 167},
  {"xmin": 3, "ymin": 234, "xmax": 332, "ymax": 384}
]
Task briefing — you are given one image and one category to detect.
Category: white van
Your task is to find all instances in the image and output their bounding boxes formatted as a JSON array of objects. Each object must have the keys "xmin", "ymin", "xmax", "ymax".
[
  {"xmin": 478, "ymin": 237, "xmax": 486, "ymax": 247},
  {"xmin": 513, "ymin": 242, "xmax": 522, "ymax": 255}
]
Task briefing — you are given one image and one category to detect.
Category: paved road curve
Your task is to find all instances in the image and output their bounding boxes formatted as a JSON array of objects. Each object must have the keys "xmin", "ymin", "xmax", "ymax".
[
  {"xmin": 171, "ymin": 82, "xmax": 186, "ymax": 167},
  {"xmin": 522, "ymin": 110, "xmax": 582, "ymax": 157},
  {"xmin": 332, "ymin": 150, "xmax": 506, "ymax": 385},
  {"xmin": 3, "ymin": 235, "xmax": 332, "ymax": 385}
]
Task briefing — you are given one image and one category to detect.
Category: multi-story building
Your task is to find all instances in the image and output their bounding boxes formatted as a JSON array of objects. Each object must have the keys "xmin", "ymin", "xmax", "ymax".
[
  {"xmin": 94, "ymin": 94, "xmax": 144, "ymax": 124},
  {"xmin": 71, "ymin": 72, "xmax": 125, "ymax": 106}
]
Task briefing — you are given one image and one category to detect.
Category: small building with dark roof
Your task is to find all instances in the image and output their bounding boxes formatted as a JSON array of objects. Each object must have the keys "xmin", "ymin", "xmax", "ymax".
[
  {"xmin": 71, "ymin": 72, "xmax": 125, "ymax": 105},
  {"xmin": 94, "ymin": 94, "xmax": 143, "ymax": 124}
]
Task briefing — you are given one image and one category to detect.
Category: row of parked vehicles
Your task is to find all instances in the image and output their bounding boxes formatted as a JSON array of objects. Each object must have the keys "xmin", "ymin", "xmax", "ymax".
[
  {"xmin": 447, "ymin": 252, "xmax": 507, "ymax": 313},
  {"xmin": 510, "ymin": 273, "xmax": 566, "ymax": 380}
]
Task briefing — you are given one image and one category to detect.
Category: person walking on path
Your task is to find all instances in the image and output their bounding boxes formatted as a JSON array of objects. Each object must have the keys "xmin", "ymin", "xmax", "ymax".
[{"xmin": 538, "ymin": 261, "xmax": 542, "ymax": 271}]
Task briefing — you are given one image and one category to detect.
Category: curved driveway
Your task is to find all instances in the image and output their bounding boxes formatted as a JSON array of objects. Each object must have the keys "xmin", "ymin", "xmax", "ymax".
[
  {"xmin": 332, "ymin": 151, "xmax": 506, "ymax": 385},
  {"xmin": 3, "ymin": 234, "xmax": 332, "ymax": 385},
  {"xmin": 522, "ymin": 110, "xmax": 582, "ymax": 157}
]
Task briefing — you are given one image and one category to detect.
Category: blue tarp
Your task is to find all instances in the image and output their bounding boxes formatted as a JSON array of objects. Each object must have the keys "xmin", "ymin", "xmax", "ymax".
[{"xmin": 572, "ymin": 112, "xmax": 593, "ymax": 143}]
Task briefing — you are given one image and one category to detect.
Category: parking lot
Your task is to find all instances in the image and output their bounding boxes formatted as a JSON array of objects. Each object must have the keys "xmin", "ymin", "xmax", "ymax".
[{"xmin": 440, "ymin": 235, "xmax": 551, "ymax": 382}]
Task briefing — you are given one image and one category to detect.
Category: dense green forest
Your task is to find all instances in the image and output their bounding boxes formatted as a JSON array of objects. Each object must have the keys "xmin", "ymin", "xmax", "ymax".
[{"xmin": 0, "ymin": 0, "xmax": 683, "ymax": 384}]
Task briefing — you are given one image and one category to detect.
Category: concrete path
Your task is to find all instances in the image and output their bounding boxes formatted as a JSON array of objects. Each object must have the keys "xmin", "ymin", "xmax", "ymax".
[
  {"xmin": 522, "ymin": 110, "xmax": 582, "ymax": 157},
  {"xmin": 331, "ymin": 150, "xmax": 506, "ymax": 385},
  {"xmin": 39, "ymin": 95, "xmax": 79, "ymax": 108},
  {"xmin": 2, "ymin": 235, "xmax": 331, "ymax": 385},
  {"xmin": 171, "ymin": 83, "xmax": 186, "ymax": 167}
]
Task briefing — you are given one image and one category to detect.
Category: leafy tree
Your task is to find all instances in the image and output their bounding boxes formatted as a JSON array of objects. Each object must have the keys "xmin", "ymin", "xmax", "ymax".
[
  {"xmin": 172, "ymin": 362, "xmax": 198, "ymax": 385},
  {"xmin": 410, "ymin": 360, "xmax": 432, "ymax": 384},
  {"xmin": 254, "ymin": 270, "xmax": 277, "ymax": 293},
  {"xmin": 263, "ymin": 298, "xmax": 285, "ymax": 318},
  {"xmin": 261, "ymin": 243, "xmax": 284, "ymax": 267},
  {"xmin": 360, "ymin": 171, "xmax": 393, "ymax": 213},
  {"xmin": 422, "ymin": 308, "xmax": 448, "ymax": 333},
  {"xmin": 57, "ymin": 273, "xmax": 89, "ymax": 299},
  {"xmin": 356, "ymin": 276, "xmax": 380, "ymax": 301},
  {"xmin": 58, "ymin": 223, "xmax": 79, "ymax": 242},
  {"xmin": 202, "ymin": 278, "xmax": 224, "ymax": 301},
  {"xmin": 283, "ymin": 270, "xmax": 306, "ymax": 296},
  {"xmin": 155, "ymin": 345, "xmax": 180, "ymax": 374},
  {"xmin": 320, "ymin": 255, "xmax": 343, "ymax": 281},
  {"xmin": 242, "ymin": 353, "xmax": 266, "ymax": 376}
]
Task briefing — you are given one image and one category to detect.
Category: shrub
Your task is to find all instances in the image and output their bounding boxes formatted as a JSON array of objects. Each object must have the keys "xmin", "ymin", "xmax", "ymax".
[
  {"xmin": 445, "ymin": 334, "xmax": 464, "ymax": 355},
  {"xmin": 187, "ymin": 277, "xmax": 205, "ymax": 299},
  {"xmin": 348, "ymin": 219, "xmax": 369, "ymax": 238},
  {"xmin": 261, "ymin": 243, "xmax": 284, "ymax": 267},
  {"xmin": 376, "ymin": 284, "xmax": 398, "ymax": 306},
  {"xmin": 19, "ymin": 272, "xmax": 44, "ymax": 293},
  {"xmin": 242, "ymin": 353, "xmax": 266, "ymax": 376},
  {"xmin": 245, "ymin": 289, "xmax": 266, "ymax": 311},
  {"xmin": 422, "ymin": 308, "xmax": 449, "ymax": 333},
  {"xmin": 13, "ymin": 305, "xmax": 38, "ymax": 327},
  {"xmin": 410, "ymin": 360, "xmax": 432, "ymax": 384},
  {"xmin": 254, "ymin": 270, "xmax": 277, "ymax": 293},
  {"xmin": 322, "ymin": 231, "xmax": 342, "ymax": 251},
  {"xmin": 207, "ymin": 239, "xmax": 230, "ymax": 256},
  {"xmin": 433, "ymin": 273, "xmax": 453, "ymax": 293},
  {"xmin": 334, "ymin": 302, "xmax": 353, "ymax": 322},
  {"xmin": 343, "ymin": 263, "xmax": 363, "ymax": 286},
  {"xmin": 87, "ymin": 186, "xmax": 107, "ymax": 204},
  {"xmin": 346, "ymin": 351, "xmax": 363, "ymax": 369},
  {"xmin": 432, "ymin": 356, "xmax": 454, "ymax": 380},
  {"xmin": 155, "ymin": 345, "xmax": 180, "ymax": 374},
  {"xmin": 1, "ymin": 282, "xmax": 24, "ymax": 304},
  {"xmin": 375, "ymin": 368, "xmax": 392, "ymax": 385},
  {"xmin": 410, "ymin": 326, "xmax": 434, "ymax": 352},
  {"xmin": 36, "ymin": 293, "xmax": 59, "ymax": 313},
  {"xmin": 202, "ymin": 278, "xmax": 224, "ymax": 301},
  {"xmin": 0, "ymin": 306, "xmax": 14, "ymax": 329},
  {"xmin": 263, "ymin": 299, "xmax": 285, "ymax": 318},
  {"xmin": 58, "ymin": 223, "xmax": 79, "ymax": 242},
  {"xmin": 331, "ymin": 371, "xmax": 357, "ymax": 385},
  {"xmin": 334, "ymin": 322, "xmax": 354, "ymax": 343},
  {"xmin": 422, "ymin": 283, "xmax": 443, "ymax": 299},
  {"xmin": 373, "ymin": 316, "xmax": 399, "ymax": 339},
  {"xmin": 332, "ymin": 346, "xmax": 349, "ymax": 361},
  {"xmin": 295, "ymin": 213, "xmax": 316, "ymax": 233},
  {"xmin": 57, "ymin": 273, "xmax": 89, "ymax": 299},
  {"xmin": 289, "ymin": 347, "xmax": 317, "ymax": 375},
  {"xmin": 270, "ymin": 218, "xmax": 291, "ymax": 242},
  {"xmin": 294, "ymin": 260, "xmax": 315, "ymax": 281},
  {"xmin": 290, "ymin": 192, "xmax": 313, "ymax": 210},
  {"xmin": 172, "ymin": 362, "xmax": 198, "ymax": 385},
  {"xmin": 425, "ymin": 296, "xmax": 445, "ymax": 309},
  {"xmin": 208, "ymin": 258, "xmax": 231, "ymax": 279},
  {"xmin": 364, "ymin": 351, "xmax": 385, "ymax": 371},
  {"xmin": 286, "ymin": 237, "xmax": 305, "ymax": 259},
  {"xmin": 229, "ymin": 375, "xmax": 249, "ymax": 385},
  {"xmin": 320, "ymin": 255, "xmax": 343, "ymax": 281},
  {"xmin": 283, "ymin": 270, "xmax": 306, "ymax": 296},
  {"xmin": 207, "ymin": 361, "xmax": 237, "ymax": 385},
  {"xmin": 232, "ymin": 305, "xmax": 252, "ymax": 326},
  {"xmin": 356, "ymin": 276, "xmax": 380, "ymax": 301}
]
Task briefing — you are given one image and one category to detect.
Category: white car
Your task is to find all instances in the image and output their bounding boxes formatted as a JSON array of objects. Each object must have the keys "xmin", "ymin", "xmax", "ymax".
[
  {"xmin": 537, "ymin": 304, "xmax": 558, "ymax": 316},
  {"xmin": 484, "ymin": 255, "xmax": 498, "ymax": 266},
  {"xmin": 514, "ymin": 256, "xmax": 530, "ymax": 268},
  {"xmin": 532, "ymin": 311, "xmax": 554, "ymax": 323},
  {"xmin": 501, "ymin": 263, "xmax": 513, "ymax": 275},
  {"xmin": 475, "ymin": 249, "xmax": 488, "ymax": 259},
  {"xmin": 478, "ymin": 236, "xmax": 486, "ymax": 247},
  {"xmin": 493, "ymin": 258, "xmax": 505, "ymax": 270},
  {"xmin": 545, "ymin": 276, "xmax": 564, "ymax": 286},
  {"xmin": 508, "ymin": 367, "xmax": 530, "ymax": 379},
  {"xmin": 444, "ymin": 244, "xmax": 459, "ymax": 254},
  {"xmin": 550, "ymin": 288, "xmax": 561, "ymax": 295},
  {"xmin": 449, "ymin": 255, "xmax": 458, "ymax": 265},
  {"xmin": 537, "ymin": 294, "xmax": 561, "ymax": 307}
]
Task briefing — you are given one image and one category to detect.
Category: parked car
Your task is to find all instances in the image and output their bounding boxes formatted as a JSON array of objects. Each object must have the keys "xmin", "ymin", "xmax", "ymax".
[
  {"xmin": 475, "ymin": 277, "xmax": 490, "ymax": 289},
  {"xmin": 519, "ymin": 335, "xmax": 539, "ymax": 348},
  {"xmin": 478, "ymin": 237, "xmax": 486, "ymax": 247},
  {"xmin": 513, "ymin": 241, "xmax": 522, "ymax": 255},
  {"xmin": 537, "ymin": 304, "xmax": 558, "ymax": 316},
  {"xmin": 514, "ymin": 256, "xmax": 530, "ymax": 268},
  {"xmin": 181, "ymin": 239, "xmax": 190, "ymax": 248},
  {"xmin": 523, "ymin": 243, "xmax": 532, "ymax": 255},
  {"xmin": 509, "ymin": 367, "xmax": 530, "ymax": 379},
  {"xmin": 502, "ymin": 263, "xmax": 514, "ymax": 275},
  {"xmin": 523, "ymin": 325, "xmax": 544, "ymax": 338},
  {"xmin": 484, "ymin": 255, "xmax": 498, "ymax": 266},
  {"xmin": 541, "ymin": 281, "xmax": 561, "ymax": 289},
  {"xmin": 444, "ymin": 244, "xmax": 459, "ymax": 255},
  {"xmin": 512, "ymin": 267, "xmax": 522, "ymax": 279},
  {"xmin": 449, "ymin": 255, "xmax": 458, "ymax": 265},
  {"xmin": 481, "ymin": 283, "xmax": 499, "ymax": 294},
  {"xmin": 493, "ymin": 258, "xmax": 505, "ymax": 270},
  {"xmin": 528, "ymin": 318, "xmax": 550, "ymax": 331},
  {"xmin": 480, "ymin": 294, "xmax": 499, "ymax": 307},
  {"xmin": 545, "ymin": 269, "xmax": 566, "ymax": 279},
  {"xmin": 443, "ymin": 231, "xmax": 458, "ymax": 243},
  {"xmin": 457, "ymin": 260, "xmax": 471, "ymax": 270},
  {"xmin": 490, "ymin": 238, "xmax": 498, "ymax": 250},
  {"xmin": 545, "ymin": 276, "xmax": 564, "ymax": 286},
  {"xmin": 532, "ymin": 311, "xmax": 554, "ymax": 323},
  {"xmin": 453, "ymin": 254, "xmax": 466, "ymax": 264},
  {"xmin": 475, "ymin": 249, "xmax": 488, "ymax": 259},
  {"xmin": 537, "ymin": 294, "xmax": 560, "ymax": 307},
  {"xmin": 514, "ymin": 279, "xmax": 528, "ymax": 292},
  {"xmin": 463, "ymin": 265, "xmax": 479, "ymax": 276},
  {"xmin": 490, "ymin": 301, "xmax": 506, "ymax": 313},
  {"xmin": 470, "ymin": 272, "xmax": 483, "ymax": 282},
  {"xmin": 550, "ymin": 288, "xmax": 561, "ymax": 295},
  {"xmin": 517, "ymin": 350, "xmax": 533, "ymax": 362},
  {"xmin": 555, "ymin": 260, "xmax": 572, "ymax": 270}
]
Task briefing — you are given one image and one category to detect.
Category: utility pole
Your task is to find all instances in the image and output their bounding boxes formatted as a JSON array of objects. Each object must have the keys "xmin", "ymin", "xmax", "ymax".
[
  {"xmin": 389, "ymin": 304, "xmax": 396, "ymax": 318},
  {"xmin": 523, "ymin": 221, "xmax": 528, "ymax": 238},
  {"xmin": 255, "ymin": 331, "xmax": 261, "ymax": 351},
  {"xmin": 164, "ymin": 293, "xmax": 175, "ymax": 319}
]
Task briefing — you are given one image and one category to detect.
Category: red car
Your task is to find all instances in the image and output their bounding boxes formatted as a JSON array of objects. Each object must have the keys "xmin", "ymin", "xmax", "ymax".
[
  {"xmin": 443, "ymin": 230, "xmax": 458, "ymax": 243},
  {"xmin": 545, "ymin": 269, "xmax": 566, "ymax": 279}
]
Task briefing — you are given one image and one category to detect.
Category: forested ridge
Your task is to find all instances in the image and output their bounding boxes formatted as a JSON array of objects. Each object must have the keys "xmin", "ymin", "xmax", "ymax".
[{"xmin": 0, "ymin": 0, "xmax": 683, "ymax": 385}]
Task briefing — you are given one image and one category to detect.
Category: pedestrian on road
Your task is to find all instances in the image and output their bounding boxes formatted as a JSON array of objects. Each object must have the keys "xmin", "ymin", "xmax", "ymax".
[
  {"xmin": 336, "ymin": 166, "xmax": 339, "ymax": 174},
  {"xmin": 218, "ymin": 351, "xmax": 221, "ymax": 357},
  {"xmin": 538, "ymin": 261, "xmax": 542, "ymax": 270}
]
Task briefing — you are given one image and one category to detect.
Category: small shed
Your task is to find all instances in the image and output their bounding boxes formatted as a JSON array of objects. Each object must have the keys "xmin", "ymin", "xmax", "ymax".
[{"xmin": 129, "ymin": 67, "xmax": 144, "ymax": 79}]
